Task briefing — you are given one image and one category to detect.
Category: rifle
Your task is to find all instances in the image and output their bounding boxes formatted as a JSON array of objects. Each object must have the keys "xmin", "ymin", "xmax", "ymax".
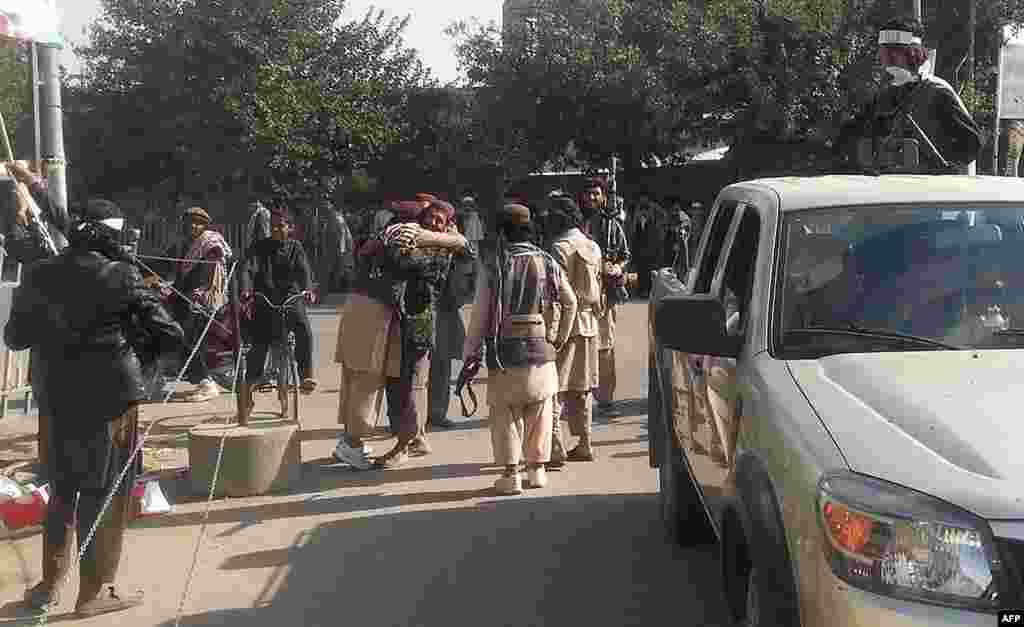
[{"xmin": 455, "ymin": 357, "xmax": 482, "ymax": 417}]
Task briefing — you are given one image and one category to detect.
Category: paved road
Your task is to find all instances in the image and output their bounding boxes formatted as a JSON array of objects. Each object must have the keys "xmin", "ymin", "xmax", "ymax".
[{"xmin": 0, "ymin": 301, "xmax": 733, "ymax": 626}]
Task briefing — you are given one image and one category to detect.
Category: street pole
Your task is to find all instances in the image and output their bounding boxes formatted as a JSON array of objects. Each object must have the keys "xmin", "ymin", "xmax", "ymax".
[
  {"xmin": 30, "ymin": 43, "xmax": 41, "ymax": 165},
  {"xmin": 36, "ymin": 44, "xmax": 67, "ymax": 227},
  {"xmin": 33, "ymin": 44, "xmax": 67, "ymax": 467}
]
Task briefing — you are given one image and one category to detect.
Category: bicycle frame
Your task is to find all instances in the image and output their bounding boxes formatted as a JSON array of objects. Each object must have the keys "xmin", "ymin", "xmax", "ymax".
[{"xmin": 239, "ymin": 292, "xmax": 305, "ymax": 426}]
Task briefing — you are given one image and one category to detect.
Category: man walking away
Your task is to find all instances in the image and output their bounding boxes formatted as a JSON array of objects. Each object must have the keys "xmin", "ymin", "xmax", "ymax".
[
  {"xmin": 5, "ymin": 199, "xmax": 184, "ymax": 617},
  {"xmin": 464, "ymin": 203, "xmax": 577, "ymax": 494},
  {"xmin": 548, "ymin": 196, "xmax": 603, "ymax": 463}
]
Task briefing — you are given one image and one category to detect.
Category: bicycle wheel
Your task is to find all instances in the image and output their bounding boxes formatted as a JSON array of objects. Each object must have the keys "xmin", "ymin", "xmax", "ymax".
[
  {"xmin": 277, "ymin": 341, "xmax": 291, "ymax": 418},
  {"xmin": 289, "ymin": 352, "xmax": 300, "ymax": 426}
]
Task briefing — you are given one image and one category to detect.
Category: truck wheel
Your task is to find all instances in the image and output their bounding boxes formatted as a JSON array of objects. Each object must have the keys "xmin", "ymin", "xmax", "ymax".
[
  {"xmin": 659, "ymin": 434, "xmax": 717, "ymax": 547},
  {"xmin": 722, "ymin": 500, "xmax": 801, "ymax": 627},
  {"xmin": 647, "ymin": 356, "xmax": 661, "ymax": 468}
]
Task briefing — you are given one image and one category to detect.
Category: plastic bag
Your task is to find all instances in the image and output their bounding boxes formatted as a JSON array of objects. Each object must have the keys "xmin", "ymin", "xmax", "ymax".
[
  {"xmin": 130, "ymin": 477, "xmax": 173, "ymax": 518},
  {"xmin": 0, "ymin": 478, "xmax": 48, "ymax": 530}
]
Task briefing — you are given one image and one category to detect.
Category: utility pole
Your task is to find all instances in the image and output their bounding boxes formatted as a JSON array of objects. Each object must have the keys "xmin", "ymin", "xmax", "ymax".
[{"xmin": 36, "ymin": 44, "xmax": 67, "ymax": 237}]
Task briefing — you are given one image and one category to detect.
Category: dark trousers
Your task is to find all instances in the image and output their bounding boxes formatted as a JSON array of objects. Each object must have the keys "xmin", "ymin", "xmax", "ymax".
[
  {"xmin": 45, "ymin": 407, "xmax": 140, "ymax": 588},
  {"xmin": 180, "ymin": 309, "xmax": 211, "ymax": 384},
  {"xmin": 245, "ymin": 299, "xmax": 314, "ymax": 382},
  {"xmin": 387, "ymin": 349, "xmax": 430, "ymax": 446},
  {"xmin": 427, "ymin": 353, "xmax": 454, "ymax": 423}
]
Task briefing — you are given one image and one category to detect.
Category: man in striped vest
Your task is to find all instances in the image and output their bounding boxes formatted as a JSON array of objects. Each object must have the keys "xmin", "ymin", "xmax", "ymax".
[{"xmin": 464, "ymin": 203, "xmax": 577, "ymax": 494}]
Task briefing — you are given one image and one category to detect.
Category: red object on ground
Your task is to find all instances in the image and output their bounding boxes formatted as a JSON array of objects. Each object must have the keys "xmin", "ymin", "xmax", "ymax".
[{"xmin": 0, "ymin": 486, "xmax": 47, "ymax": 531}]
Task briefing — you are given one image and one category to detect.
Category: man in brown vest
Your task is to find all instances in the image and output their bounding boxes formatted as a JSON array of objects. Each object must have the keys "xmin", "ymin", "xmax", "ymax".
[
  {"xmin": 464, "ymin": 203, "xmax": 577, "ymax": 494},
  {"xmin": 548, "ymin": 195, "xmax": 603, "ymax": 463}
]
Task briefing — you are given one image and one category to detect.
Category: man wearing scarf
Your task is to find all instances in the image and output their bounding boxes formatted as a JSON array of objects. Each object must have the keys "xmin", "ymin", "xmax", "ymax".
[
  {"xmin": 5, "ymin": 199, "xmax": 184, "ymax": 618},
  {"xmin": 548, "ymin": 196, "xmax": 603, "ymax": 463},
  {"xmin": 581, "ymin": 177, "xmax": 630, "ymax": 415},
  {"xmin": 332, "ymin": 195, "xmax": 468, "ymax": 470},
  {"xmin": 464, "ymin": 203, "xmax": 577, "ymax": 494},
  {"xmin": 837, "ymin": 16, "xmax": 982, "ymax": 173},
  {"xmin": 145, "ymin": 207, "xmax": 232, "ymax": 402}
]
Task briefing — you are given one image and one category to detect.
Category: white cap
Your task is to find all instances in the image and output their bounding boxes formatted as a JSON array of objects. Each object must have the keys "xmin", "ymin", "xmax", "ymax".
[{"xmin": 879, "ymin": 29, "xmax": 922, "ymax": 46}]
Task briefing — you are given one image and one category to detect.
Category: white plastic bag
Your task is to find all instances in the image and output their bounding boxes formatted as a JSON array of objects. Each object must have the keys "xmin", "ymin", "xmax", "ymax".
[{"xmin": 135, "ymin": 479, "xmax": 173, "ymax": 517}]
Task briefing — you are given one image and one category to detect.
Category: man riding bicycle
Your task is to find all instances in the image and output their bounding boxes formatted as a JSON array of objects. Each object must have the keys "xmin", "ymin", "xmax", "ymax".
[{"xmin": 239, "ymin": 207, "xmax": 317, "ymax": 412}]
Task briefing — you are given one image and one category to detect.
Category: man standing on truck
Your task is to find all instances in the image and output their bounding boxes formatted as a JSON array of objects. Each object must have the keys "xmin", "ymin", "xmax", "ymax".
[
  {"xmin": 837, "ymin": 16, "xmax": 983, "ymax": 173},
  {"xmin": 581, "ymin": 177, "xmax": 630, "ymax": 415}
]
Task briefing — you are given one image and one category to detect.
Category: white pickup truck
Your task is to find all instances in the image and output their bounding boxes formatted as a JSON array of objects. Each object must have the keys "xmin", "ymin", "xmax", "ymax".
[{"xmin": 647, "ymin": 175, "xmax": 1024, "ymax": 626}]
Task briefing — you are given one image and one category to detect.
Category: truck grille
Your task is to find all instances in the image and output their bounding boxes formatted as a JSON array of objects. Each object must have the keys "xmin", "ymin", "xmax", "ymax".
[{"xmin": 994, "ymin": 537, "xmax": 1024, "ymax": 609}]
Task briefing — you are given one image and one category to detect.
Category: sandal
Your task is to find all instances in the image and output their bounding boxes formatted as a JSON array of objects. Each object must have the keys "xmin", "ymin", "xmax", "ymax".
[
  {"xmin": 74, "ymin": 586, "xmax": 143, "ymax": 618},
  {"xmin": 566, "ymin": 446, "xmax": 596, "ymax": 462}
]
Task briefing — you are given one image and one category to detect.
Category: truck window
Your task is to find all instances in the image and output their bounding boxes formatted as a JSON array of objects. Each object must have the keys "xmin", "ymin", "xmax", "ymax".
[
  {"xmin": 693, "ymin": 201, "xmax": 738, "ymax": 294},
  {"xmin": 720, "ymin": 210, "xmax": 761, "ymax": 337}
]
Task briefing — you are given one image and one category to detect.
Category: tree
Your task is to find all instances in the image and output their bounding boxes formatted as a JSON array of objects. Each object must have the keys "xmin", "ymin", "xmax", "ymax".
[
  {"xmin": 449, "ymin": 2, "xmax": 692, "ymax": 173},
  {"xmin": 68, "ymin": 0, "xmax": 431, "ymax": 214},
  {"xmin": 0, "ymin": 43, "xmax": 32, "ymax": 158}
]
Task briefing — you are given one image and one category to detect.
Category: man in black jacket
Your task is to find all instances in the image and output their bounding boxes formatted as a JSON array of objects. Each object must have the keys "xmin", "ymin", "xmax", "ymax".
[
  {"xmin": 238, "ymin": 207, "xmax": 317, "ymax": 418},
  {"xmin": 837, "ymin": 16, "xmax": 983, "ymax": 173},
  {"xmin": 5, "ymin": 199, "xmax": 184, "ymax": 618}
]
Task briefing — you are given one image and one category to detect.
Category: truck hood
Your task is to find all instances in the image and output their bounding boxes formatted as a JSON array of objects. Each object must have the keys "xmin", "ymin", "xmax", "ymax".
[{"xmin": 787, "ymin": 350, "xmax": 1024, "ymax": 520}]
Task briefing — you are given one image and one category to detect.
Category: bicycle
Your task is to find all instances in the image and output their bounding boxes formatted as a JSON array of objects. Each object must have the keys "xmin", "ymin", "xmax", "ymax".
[{"xmin": 236, "ymin": 291, "xmax": 308, "ymax": 425}]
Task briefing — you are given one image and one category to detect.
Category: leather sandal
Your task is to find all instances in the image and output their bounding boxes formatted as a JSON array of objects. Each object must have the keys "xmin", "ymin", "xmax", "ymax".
[
  {"xmin": 74, "ymin": 586, "xmax": 143, "ymax": 618},
  {"xmin": 566, "ymin": 446, "xmax": 596, "ymax": 462}
]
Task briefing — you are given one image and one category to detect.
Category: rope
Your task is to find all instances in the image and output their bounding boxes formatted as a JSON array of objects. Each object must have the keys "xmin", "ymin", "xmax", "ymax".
[
  {"xmin": 34, "ymin": 259, "xmax": 240, "ymax": 626},
  {"xmin": 131, "ymin": 255, "xmax": 236, "ymax": 338},
  {"xmin": 172, "ymin": 333, "xmax": 243, "ymax": 625},
  {"xmin": 136, "ymin": 254, "xmax": 226, "ymax": 265}
]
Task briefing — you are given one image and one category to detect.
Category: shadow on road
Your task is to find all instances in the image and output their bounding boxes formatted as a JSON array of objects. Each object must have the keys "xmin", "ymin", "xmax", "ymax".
[
  {"xmin": 160, "ymin": 493, "xmax": 732, "ymax": 627},
  {"xmin": 131, "ymin": 462, "xmax": 505, "ymax": 530}
]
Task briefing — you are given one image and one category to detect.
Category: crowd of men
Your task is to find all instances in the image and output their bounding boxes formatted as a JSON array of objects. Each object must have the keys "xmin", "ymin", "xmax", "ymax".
[{"xmin": 0, "ymin": 12, "xmax": 987, "ymax": 618}]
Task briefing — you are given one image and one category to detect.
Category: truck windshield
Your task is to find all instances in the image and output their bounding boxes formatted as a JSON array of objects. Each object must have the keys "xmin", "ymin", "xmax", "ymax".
[{"xmin": 776, "ymin": 204, "xmax": 1024, "ymax": 357}]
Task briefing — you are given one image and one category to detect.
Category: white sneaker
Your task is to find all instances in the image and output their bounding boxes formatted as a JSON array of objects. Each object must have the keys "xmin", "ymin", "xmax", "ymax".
[
  {"xmin": 493, "ymin": 473, "xmax": 523, "ymax": 495},
  {"xmin": 525, "ymin": 466, "xmax": 548, "ymax": 489},
  {"xmin": 333, "ymin": 437, "xmax": 373, "ymax": 470},
  {"xmin": 184, "ymin": 380, "xmax": 220, "ymax": 402}
]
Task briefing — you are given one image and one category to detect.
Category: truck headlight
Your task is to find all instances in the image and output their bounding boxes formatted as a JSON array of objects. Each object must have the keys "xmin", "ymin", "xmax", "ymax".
[{"xmin": 817, "ymin": 472, "xmax": 1004, "ymax": 612}]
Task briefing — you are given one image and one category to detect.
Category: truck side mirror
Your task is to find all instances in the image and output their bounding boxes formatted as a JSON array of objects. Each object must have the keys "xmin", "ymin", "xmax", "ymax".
[{"xmin": 654, "ymin": 293, "xmax": 741, "ymax": 358}]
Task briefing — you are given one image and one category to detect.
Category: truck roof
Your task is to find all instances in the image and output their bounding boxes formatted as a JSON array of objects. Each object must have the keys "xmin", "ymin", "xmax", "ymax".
[{"xmin": 728, "ymin": 175, "xmax": 1024, "ymax": 212}]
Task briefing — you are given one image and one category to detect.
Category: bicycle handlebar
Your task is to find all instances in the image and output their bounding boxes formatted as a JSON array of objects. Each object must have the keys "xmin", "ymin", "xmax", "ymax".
[{"xmin": 253, "ymin": 291, "xmax": 307, "ymax": 310}]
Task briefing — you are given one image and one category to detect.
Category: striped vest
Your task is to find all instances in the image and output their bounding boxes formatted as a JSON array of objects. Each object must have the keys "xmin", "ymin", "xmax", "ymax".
[{"xmin": 486, "ymin": 242, "xmax": 562, "ymax": 370}]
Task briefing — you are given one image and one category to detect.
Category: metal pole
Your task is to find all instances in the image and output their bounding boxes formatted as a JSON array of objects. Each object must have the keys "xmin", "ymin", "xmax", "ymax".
[
  {"xmin": 913, "ymin": 0, "xmax": 922, "ymax": 21},
  {"xmin": 36, "ymin": 44, "xmax": 67, "ymax": 226},
  {"xmin": 31, "ymin": 43, "xmax": 41, "ymax": 165},
  {"xmin": 995, "ymin": 40, "xmax": 1006, "ymax": 175}
]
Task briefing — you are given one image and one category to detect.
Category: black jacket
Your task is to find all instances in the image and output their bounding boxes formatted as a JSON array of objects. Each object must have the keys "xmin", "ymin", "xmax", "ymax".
[
  {"xmin": 240, "ymin": 238, "xmax": 313, "ymax": 305},
  {"xmin": 4, "ymin": 248, "xmax": 185, "ymax": 426},
  {"xmin": 838, "ymin": 75, "xmax": 983, "ymax": 172}
]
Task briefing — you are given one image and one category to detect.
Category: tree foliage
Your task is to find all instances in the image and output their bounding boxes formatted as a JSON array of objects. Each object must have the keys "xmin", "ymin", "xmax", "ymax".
[
  {"xmin": 0, "ymin": 43, "xmax": 32, "ymax": 158},
  {"xmin": 68, "ymin": 0, "xmax": 431, "ymax": 213},
  {"xmin": 450, "ymin": 0, "xmax": 1024, "ymax": 176}
]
